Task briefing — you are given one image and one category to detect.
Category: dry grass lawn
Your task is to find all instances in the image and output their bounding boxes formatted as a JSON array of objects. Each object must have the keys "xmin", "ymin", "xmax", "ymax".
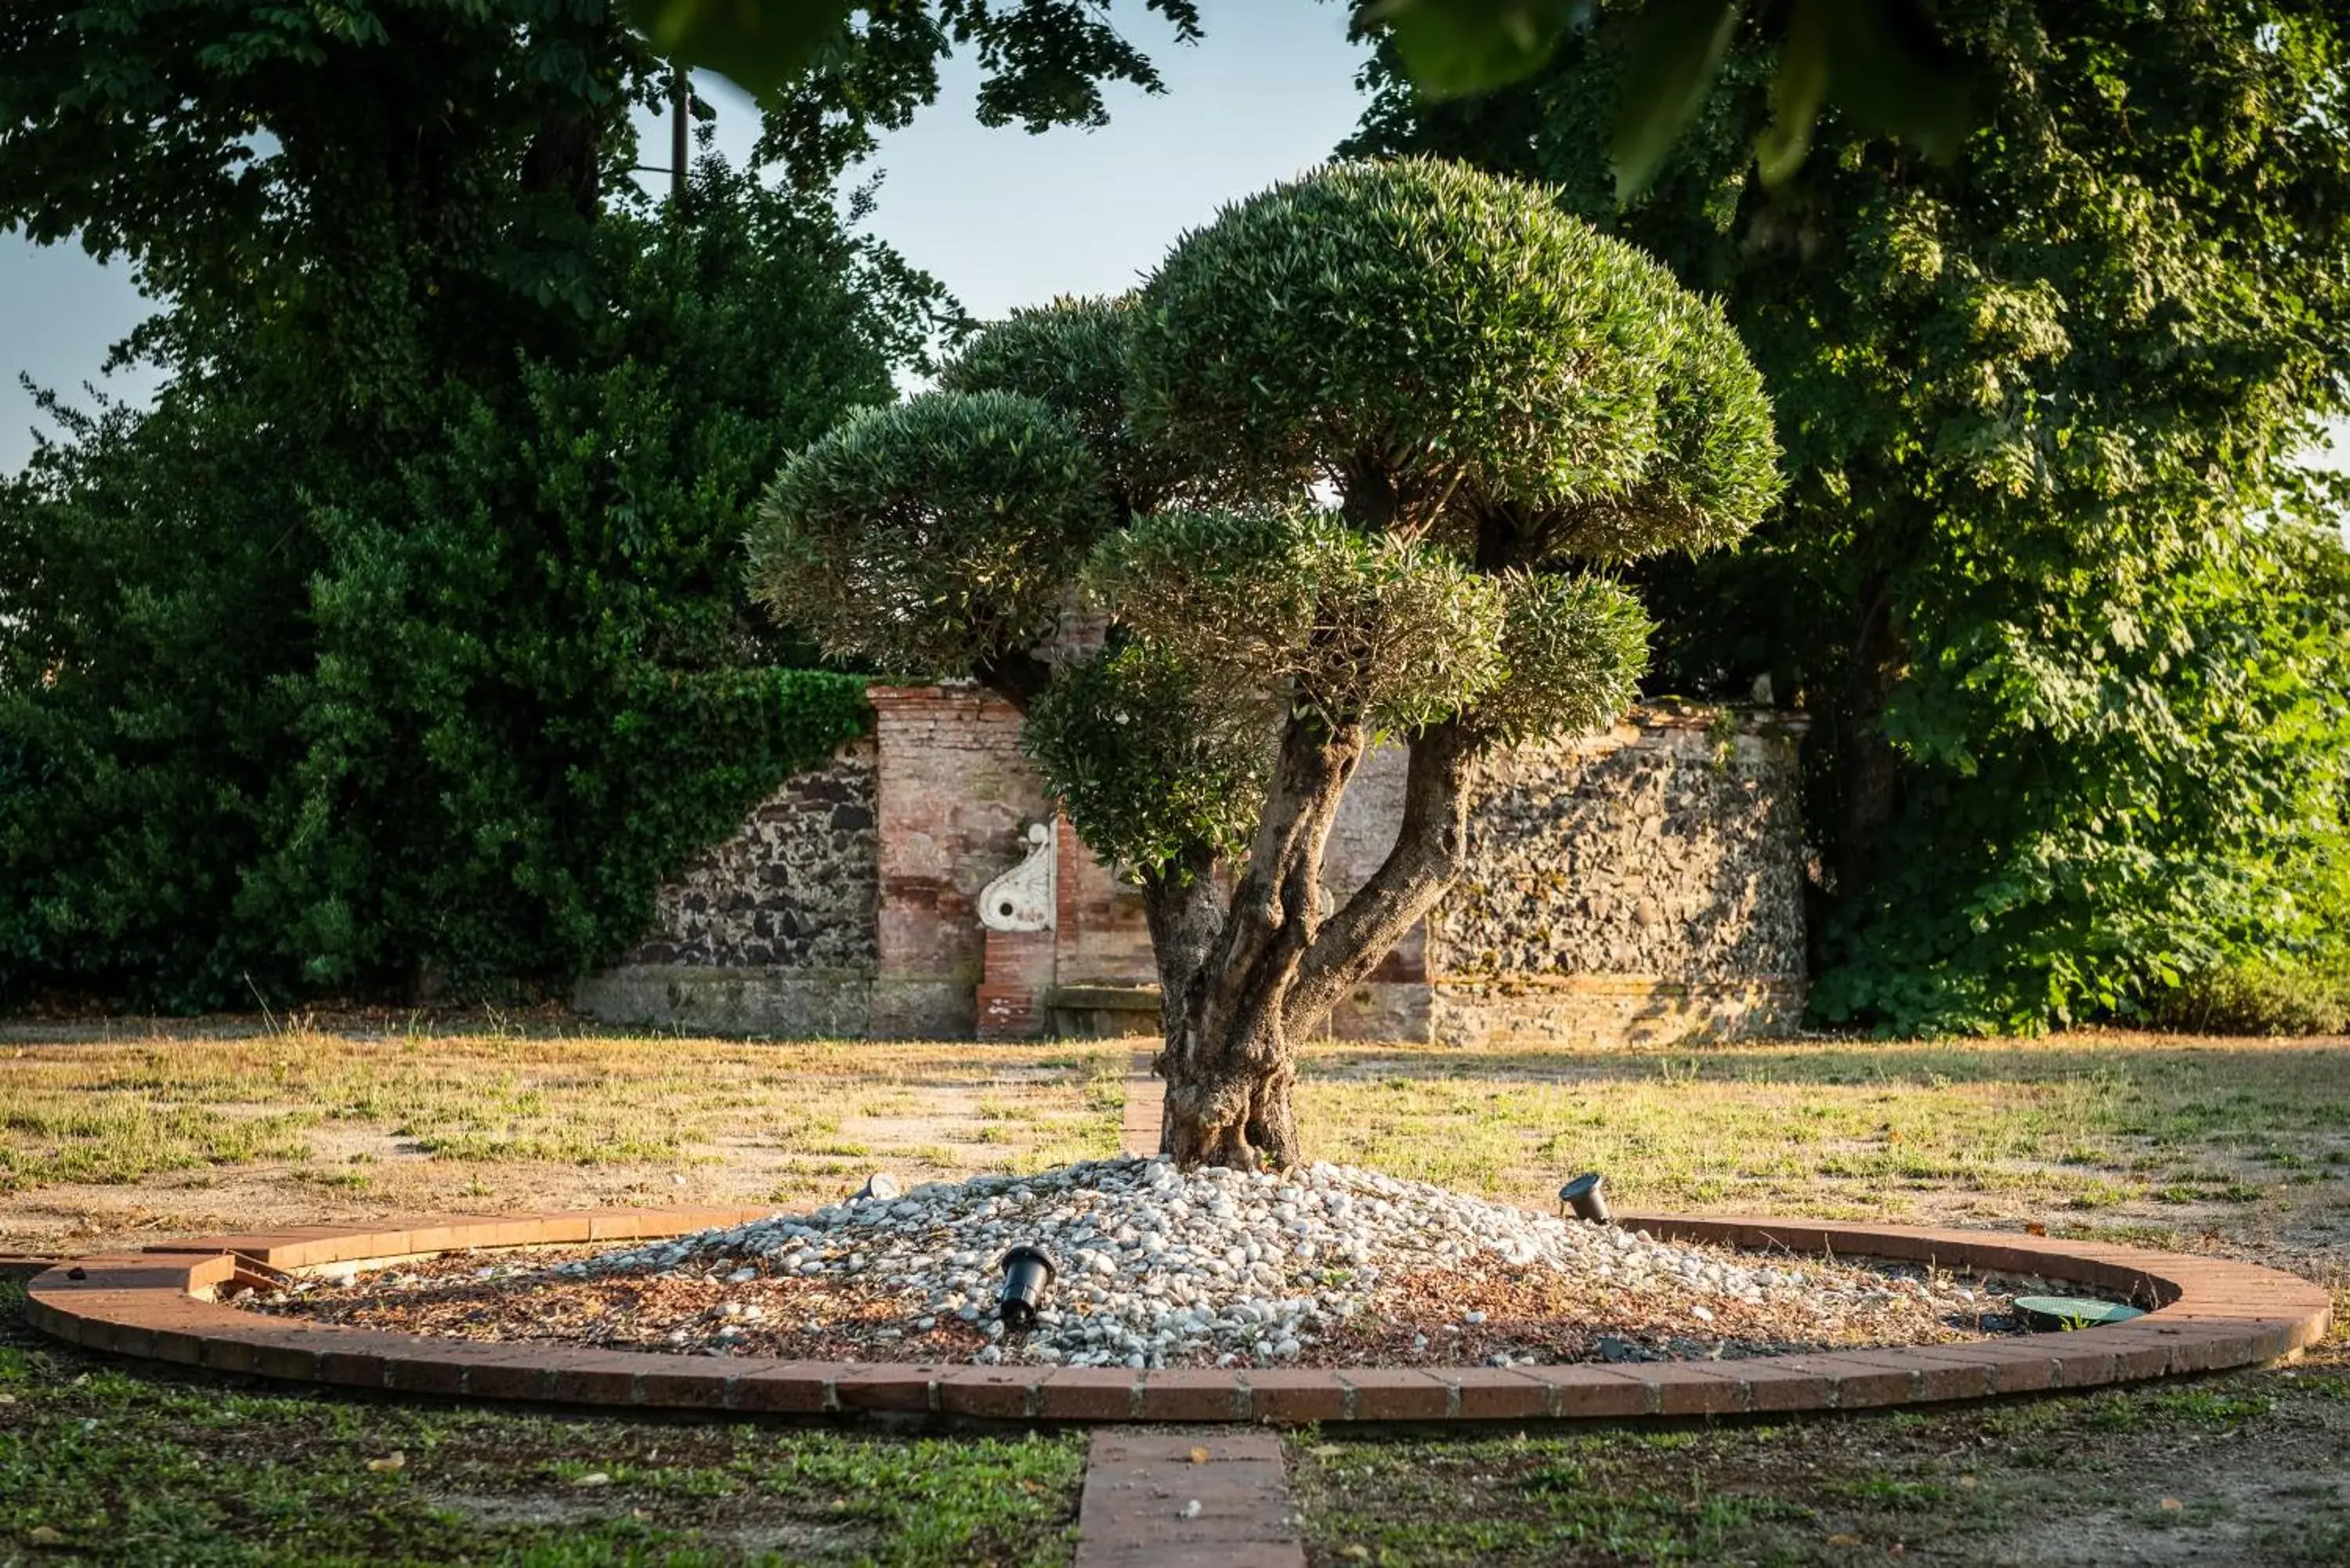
[
  {"xmin": 3, "ymin": 1017, "xmax": 2345, "ymax": 1292},
  {"xmin": 1301, "ymin": 1034, "xmax": 2350, "ymax": 1243},
  {"xmin": 7, "ymin": 1016, "xmax": 2350, "ymax": 1566},
  {"xmin": 0, "ymin": 1017, "xmax": 1125, "ymax": 1253}
]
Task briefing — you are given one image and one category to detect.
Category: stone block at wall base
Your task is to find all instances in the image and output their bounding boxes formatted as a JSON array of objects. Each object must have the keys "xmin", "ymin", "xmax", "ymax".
[
  {"xmin": 573, "ymin": 966, "xmax": 874, "ymax": 1038},
  {"xmin": 1324, "ymin": 981, "xmax": 1433, "ymax": 1043},
  {"xmin": 865, "ymin": 978, "xmax": 978, "ymax": 1040},
  {"xmin": 1430, "ymin": 976, "xmax": 1805, "ymax": 1049},
  {"xmin": 1049, "ymin": 985, "xmax": 1161, "ymax": 1040}
]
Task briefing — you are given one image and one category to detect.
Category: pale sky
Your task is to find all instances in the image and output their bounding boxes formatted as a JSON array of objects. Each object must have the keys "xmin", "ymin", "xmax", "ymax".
[{"xmin": 0, "ymin": 2, "xmax": 1368, "ymax": 474}]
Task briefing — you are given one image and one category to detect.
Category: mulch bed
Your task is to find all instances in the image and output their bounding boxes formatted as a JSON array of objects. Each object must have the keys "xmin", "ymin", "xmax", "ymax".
[{"xmin": 238, "ymin": 1245, "xmax": 2045, "ymax": 1371}]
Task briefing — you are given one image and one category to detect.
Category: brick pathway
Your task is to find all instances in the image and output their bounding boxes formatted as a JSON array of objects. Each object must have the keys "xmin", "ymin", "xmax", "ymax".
[
  {"xmin": 1073, "ymin": 1430, "xmax": 1304, "ymax": 1568},
  {"xmin": 1120, "ymin": 1049, "xmax": 1162, "ymax": 1158}
]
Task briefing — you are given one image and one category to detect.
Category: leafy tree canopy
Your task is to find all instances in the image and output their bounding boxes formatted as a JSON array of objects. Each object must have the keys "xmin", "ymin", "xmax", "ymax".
[
  {"xmin": 0, "ymin": 4, "xmax": 955, "ymax": 1008},
  {"xmin": 750, "ymin": 389, "xmax": 1112, "ymax": 677},
  {"xmin": 633, "ymin": 0, "xmax": 1970, "ymax": 197},
  {"xmin": 1348, "ymin": 0, "xmax": 2350, "ymax": 1033}
]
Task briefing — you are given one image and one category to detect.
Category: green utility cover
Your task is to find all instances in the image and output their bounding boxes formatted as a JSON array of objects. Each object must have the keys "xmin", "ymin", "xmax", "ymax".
[{"xmin": 2012, "ymin": 1295, "xmax": 2147, "ymax": 1331}]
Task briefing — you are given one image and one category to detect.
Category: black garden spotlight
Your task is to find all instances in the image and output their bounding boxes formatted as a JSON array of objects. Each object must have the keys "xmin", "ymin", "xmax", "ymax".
[
  {"xmin": 1558, "ymin": 1172, "xmax": 1611, "ymax": 1225},
  {"xmin": 996, "ymin": 1245, "xmax": 1056, "ymax": 1330}
]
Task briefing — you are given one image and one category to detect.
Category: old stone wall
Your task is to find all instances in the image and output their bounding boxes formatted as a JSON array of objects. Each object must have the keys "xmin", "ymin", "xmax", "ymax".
[
  {"xmin": 1313, "ymin": 743, "xmax": 1430, "ymax": 1040},
  {"xmin": 869, "ymin": 685, "xmax": 1057, "ymax": 1037},
  {"xmin": 1427, "ymin": 711, "xmax": 1809, "ymax": 1046},
  {"xmin": 572, "ymin": 736, "xmax": 881, "ymax": 1035},
  {"xmin": 577, "ymin": 691, "xmax": 1813, "ymax": 1046}
]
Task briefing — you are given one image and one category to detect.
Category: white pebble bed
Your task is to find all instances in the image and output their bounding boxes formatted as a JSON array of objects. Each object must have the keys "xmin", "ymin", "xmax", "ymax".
[{"xmin": 562, "ymin": 1158, "xmax": 1992, "ymax": 1369}]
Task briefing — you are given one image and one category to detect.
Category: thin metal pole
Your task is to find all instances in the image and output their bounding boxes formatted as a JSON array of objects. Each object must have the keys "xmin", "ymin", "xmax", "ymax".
[{"xmin": 670, "ymin": 70, "xmax": 690, "ymax": 211}]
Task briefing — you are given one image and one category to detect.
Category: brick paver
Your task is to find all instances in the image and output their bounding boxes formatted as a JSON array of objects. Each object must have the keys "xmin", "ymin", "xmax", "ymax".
[{"xmin": 1074, "ymin": 1430, "xmax": 1303, "ymax": 1568}]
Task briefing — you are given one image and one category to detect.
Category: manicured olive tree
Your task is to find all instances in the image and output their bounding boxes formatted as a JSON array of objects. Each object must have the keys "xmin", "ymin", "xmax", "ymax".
[{"xmin": 751, "ymin": 159, "xmax": 1781, "ymax": 1169}]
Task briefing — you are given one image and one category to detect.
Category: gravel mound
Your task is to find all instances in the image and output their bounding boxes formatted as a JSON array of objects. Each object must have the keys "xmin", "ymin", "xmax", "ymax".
[{"xmin": 559, "ymin": 1157, "xmax": 1991, "ymax": 1369}]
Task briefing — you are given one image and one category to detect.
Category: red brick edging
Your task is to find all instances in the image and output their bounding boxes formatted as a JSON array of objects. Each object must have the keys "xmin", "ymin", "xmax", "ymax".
[{"xmin": 20, "ymin": 1208, "xmax": 2330, "ymax": 1424}]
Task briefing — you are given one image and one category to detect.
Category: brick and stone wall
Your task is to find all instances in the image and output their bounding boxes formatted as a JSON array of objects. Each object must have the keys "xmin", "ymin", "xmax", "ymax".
[
  {"xmin": 1314, "ymin": 743, "xmax": 1432, "ymax": 1040},
  {"xmin": 868, "ymin": 685, "xmax": 1059, "ymax": 1037},
  {"xmin": 1428, "ymin": 710, "xmax": 1809, "ymax": 1046},
  {"xmin": 576, "ymin": 688, "xmax": 1811, "ymax": 1046},
  {"xmin": 621, "ymin": 739, "xmax": 880, "ymax": 971},
  {"xmin": 573, "ymin": 737, "xmax": 881, "ymax": 1035}
]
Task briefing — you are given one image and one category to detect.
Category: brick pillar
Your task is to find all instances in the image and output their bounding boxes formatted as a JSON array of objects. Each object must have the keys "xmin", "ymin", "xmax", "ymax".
[
  {"xmin": 868, "ymin": 684, "xmax": 1054, "ymax": 1038},
  {"xmin": 977, "ymin": 927, "xmax": 1055, "ymax": 1040}
]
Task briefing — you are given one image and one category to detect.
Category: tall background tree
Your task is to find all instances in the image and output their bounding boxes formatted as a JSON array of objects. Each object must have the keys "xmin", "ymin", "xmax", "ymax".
[
  {"xmin": 632, "ymin": 0, "xmax": 1975, "ymax": 199},
  {"xmin": 1348, "ymin": 0, "xmax": 2350, "ymax": 1034},
  {"xmin": 0, "ymin": 2, "xmax": 998, "ymax": 1009},
  {"xmin": 751, "ymin": 161, "xmax": 1781, "ymax": 1165},
  {"xmin": 0, "ymin": 0, "xmax": 1262, "ymax": 1010},
  {"xmin": 12, "ymin": 0, "xmax": 2348, "ymax": 1036}
]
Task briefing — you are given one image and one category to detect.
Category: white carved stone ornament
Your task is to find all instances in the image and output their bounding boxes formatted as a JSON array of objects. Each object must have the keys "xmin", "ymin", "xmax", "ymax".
[{"xmin": 978, "ymin": 822, "xmax": 1057, "ymax": 932}]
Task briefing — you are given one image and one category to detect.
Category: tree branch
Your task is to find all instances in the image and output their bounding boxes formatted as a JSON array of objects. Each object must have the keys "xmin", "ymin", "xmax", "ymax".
[
  {"xmin": 1139, "ymin": 839, "xmax": 1224, "ymax": 1053},
  {"xmin": 1283, "ymin": 716, "xmax": 1483, "ymax": 1037},
  {"xmin": 1278, "ymin": 505, "xmax": 1530, "ymax": 1035},
  {"xmin": 1195, "ymin": 710, "xmax": 1365, "ymax": 1045}
]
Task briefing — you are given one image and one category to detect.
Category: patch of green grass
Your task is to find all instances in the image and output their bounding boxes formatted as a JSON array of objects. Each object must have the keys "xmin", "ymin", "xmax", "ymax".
[
  {"xmin": 0, "ymin": 1281, "xmax": 1082, "ymax": 1566},
  {"xmin": 414, "ymin": 1128, "xmax": 694, "ymax": 1164},
  {"xmin": 1291, "ymin": 1342, "xmax": 2350, "ymax": 1566},
  {"xmin": 2088, "ymin": 1388, "xmax": 2275, "ymax": 1431},
  {"xmin": 1292, "ymin": 1433, "xmax": 1817, "ymax": 1565},
  {"xmin": 1828, "ymin": 1474, "xmax": 1951, "ymax": 1509},
  {"xmin": 2260, "ymin": 1517, "xmax": 2350, "ymax": 1565},
  {"xmin": 1080, "ymin": 1053, "xmax": 1131, "ymax": 1116},
  {"xmin": 1003, "ymin": 1127, "xmax": 1120, "ymax": 1174},
  {"xmin": 0, "ymin": 1100, "xmax": 316, "ymax": 1191}
]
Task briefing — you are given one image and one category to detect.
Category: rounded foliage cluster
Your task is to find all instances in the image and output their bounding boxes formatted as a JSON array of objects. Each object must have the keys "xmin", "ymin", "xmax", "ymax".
[
  {"xmin": 747, "ymin": 390, "xmax": 1110, "ymax": 675},
  {"xmin": 1021, "ymin": 642, "xmax": 1271, "ymax": 873},
  {"xmin": 1470, "ymin": 572, "xmax": 1654, "ymax": 743},
  {"xmin": 936, "ymin": 295, "xmax": 1191, "ymax": 514},
  {"xmin": 1543, "ymin": 292, "xmax": 1782, "ymax": 561},
  {"xmin": 1090, "ymin": 507, "xmax": 1508, "ymax": 733},
  {"xmin": 1130, "ymin": 157, "xmax": 1780, "ymax": 557},
  {"xmin": 743, "ymin": 156, "xmax": 1785, "ymax": 895}
]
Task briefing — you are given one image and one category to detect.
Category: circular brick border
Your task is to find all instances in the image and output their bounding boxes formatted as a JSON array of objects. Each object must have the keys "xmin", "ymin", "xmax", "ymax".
[{"xmin": 22, "ymin": 1208, "xmax": 2330, "ymax": 1424}]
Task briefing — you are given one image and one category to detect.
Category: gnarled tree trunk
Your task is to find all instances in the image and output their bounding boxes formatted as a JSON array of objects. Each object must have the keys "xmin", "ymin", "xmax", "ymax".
[{"xmin": 1144, "ymin": 715, "xmax": 1483, "ymax": 1169}]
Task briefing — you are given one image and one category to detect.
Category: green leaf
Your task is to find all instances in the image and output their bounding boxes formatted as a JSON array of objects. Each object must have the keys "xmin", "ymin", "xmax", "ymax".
[
  {"xmin": 1370, "ymin": 0, "xmax": 1586, "ymax": 99},
  {"xmin": 1610, "ymin": 0, "xmax": 1741, "ymax": 201},
  {"xmin": 619, "ymin": 0, "xmax": 854, "ymax": 99},
  {"xmin": 1755, "ymin": 0, "xmax": 1829, "ymax": 187},
  {"xmin": 1824, "ymin": 0, "xmax": 1972, "ymax": 161}
]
